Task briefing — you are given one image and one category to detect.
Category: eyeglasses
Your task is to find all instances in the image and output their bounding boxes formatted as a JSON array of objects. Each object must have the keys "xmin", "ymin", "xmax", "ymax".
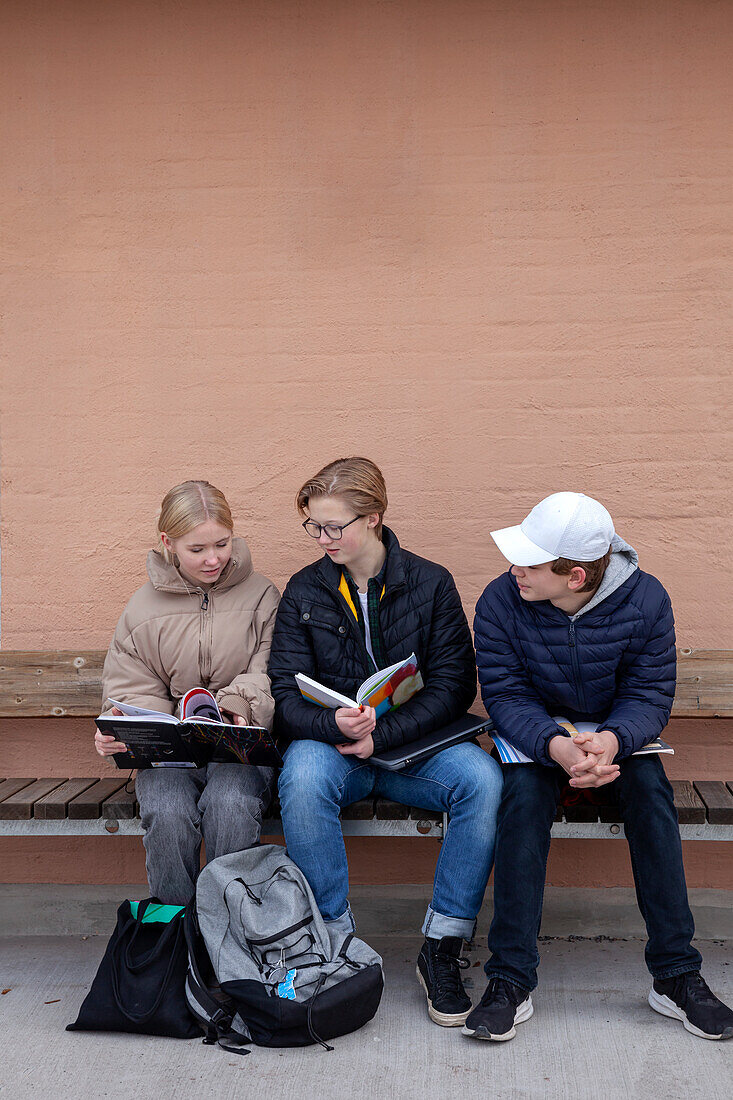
[{"xmin": 302, "ymin": 515, "xmax": 362, "ymax": 540}]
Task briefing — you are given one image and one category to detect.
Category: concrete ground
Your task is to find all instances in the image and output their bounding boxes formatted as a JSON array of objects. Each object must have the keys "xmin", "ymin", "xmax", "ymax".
[{"xmin": 1, "ymin": 931, "xmax": 732, "ymax": 1100}]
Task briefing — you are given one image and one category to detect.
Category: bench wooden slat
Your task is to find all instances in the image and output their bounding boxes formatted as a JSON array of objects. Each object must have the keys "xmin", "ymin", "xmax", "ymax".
[
  {"xmin": 671, "ymin": 780, "xmax": 706, "ymax": 824},
  {"xmin": 33, "ymin": 778, "xmax": 99, "ymax": 819},
  {"xmin": 0, "ymin": 778, "xmax": 36, "ymax": 803},
  {"xmin": 0, "ymin": 778, "xmax": 68, "ymax": 820},
  {"xmin": 102, "ymin": 786, "xmax": 138, "ymax": 819},
  {"xmin": 408, "ymin": 807, "xmax": 442, "ymax": 823},
  {"xmin": 375, "ymin": 798, "xmax": 410, "ymax": 820},
  {"xmin": 673, "ymin": 649, "xmax": 733, "ymax": 716},
  {"xmin": 598, "ymin": 801, "xmax": 622, "ymax": 823},
  {"xmin": 693, "ymin": 780, "xmax": 733, "ymax": 825},
  {"xmin": 561, "ymin": 801, "xmax": 600, "ymax": 823},
  {"xmin": 341, "ymin": 799, "xmax": 376, "ymax": 820},
  {"xmin": 1, "ymin": 648, "xmax": 732, "ymax": 717},
  {"xmin": 67, "ymin": 778, "xmax": 127, "ymax": 819},
  {"xmin": 0, "ymin": 651, "xmax": 105, "ymax": 717}
]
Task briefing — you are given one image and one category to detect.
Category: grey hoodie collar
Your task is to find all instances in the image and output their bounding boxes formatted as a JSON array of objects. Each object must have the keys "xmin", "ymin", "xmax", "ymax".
[{"xmin": 570, "ymin": 534, "xmax": 639, "ymax": 620}]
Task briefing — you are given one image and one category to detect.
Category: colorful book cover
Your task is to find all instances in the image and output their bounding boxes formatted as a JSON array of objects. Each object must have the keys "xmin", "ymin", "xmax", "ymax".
[{"xmin": 295, "ymin": 654, "xmax": 424, "ymax": 717}]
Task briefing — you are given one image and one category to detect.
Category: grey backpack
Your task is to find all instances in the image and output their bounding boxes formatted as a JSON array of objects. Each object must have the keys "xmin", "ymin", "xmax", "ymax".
[{"xmin": 184, "ymin": 845, "xmax": 383, "ymax": 1053}]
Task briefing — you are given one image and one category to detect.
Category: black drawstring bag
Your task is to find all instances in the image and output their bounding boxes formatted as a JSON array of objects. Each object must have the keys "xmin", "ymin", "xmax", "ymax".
[{"xmin": 67, "ymin": 898, "xmax": 202, "ymax": 1039}]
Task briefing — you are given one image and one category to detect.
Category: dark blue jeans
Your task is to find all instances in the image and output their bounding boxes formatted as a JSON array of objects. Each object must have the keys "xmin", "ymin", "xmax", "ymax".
[{"xmin": 486, "ymin": 754, "xmax": 702, "ymax": 991}]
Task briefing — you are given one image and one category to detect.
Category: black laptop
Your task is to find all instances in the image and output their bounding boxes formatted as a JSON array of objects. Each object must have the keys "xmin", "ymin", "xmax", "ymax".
[{"xmin": 368, "ymin": 713, "xmax": 493, "ymax": 771}]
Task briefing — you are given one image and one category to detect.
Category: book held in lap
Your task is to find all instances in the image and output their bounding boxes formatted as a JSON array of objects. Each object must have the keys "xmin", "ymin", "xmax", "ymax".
[
  {"xmin": 96, "ymin": 687, "xmax": 282, "ymax": 770},
  {"xmin": 490, "ymin": 718, "xmax": 673, "ymax": 764}
]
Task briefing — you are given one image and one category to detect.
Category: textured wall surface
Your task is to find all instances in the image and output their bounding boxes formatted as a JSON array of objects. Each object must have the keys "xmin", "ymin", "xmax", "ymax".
[
  {"xmin": 1, "ymin": 0, "xmax": 731, "ymax": 649},
  {"xmin": 1, "ymin": 2, "xmax": 731, "ymax": 887}
]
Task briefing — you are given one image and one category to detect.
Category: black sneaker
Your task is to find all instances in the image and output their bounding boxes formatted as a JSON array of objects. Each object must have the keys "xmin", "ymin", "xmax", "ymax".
[
  {"xmin": 416, "ymin": 936, "xmax": 472, "ymax": 1026},
  {"xmin": 462, "ymin": 976, "xmax": 533, "ymax": 1041},
  {"xmin": 649, "ymin": 972, "xmax": 733, "ymax": 1040}
]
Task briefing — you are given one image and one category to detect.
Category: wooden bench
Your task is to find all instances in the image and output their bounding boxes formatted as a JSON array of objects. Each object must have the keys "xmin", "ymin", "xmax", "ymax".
[
  {"xmin": 1, "ymin": 649, "xmax": 732, "ymax": 841},
  {"xmin": 1, "ymin": 776, "xmax": 732, "ymax": 840}
]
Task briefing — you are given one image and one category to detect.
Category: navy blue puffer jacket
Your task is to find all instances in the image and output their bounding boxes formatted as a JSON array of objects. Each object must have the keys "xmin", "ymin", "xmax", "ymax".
[
  {"xmin": 474, "ymin": 563, "xmax": 676, "ymax": 765},
  {"xmin": 269, "ymin": 527, "xmax": 477, "ymax": 752}
]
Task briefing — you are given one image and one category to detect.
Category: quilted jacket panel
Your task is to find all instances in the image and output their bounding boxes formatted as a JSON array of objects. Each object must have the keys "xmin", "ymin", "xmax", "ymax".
[
  {"xmin": 269, "ymin": 527, "xmax": 477, "ymax": 752},
  {"xmin": 474, "ymin": 568, "xmax": 676, "ymax": 765}
]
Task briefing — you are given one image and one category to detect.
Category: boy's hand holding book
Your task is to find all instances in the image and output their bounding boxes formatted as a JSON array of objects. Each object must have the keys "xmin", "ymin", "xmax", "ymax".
[
  {"xmin": 336, "ymin": 731, "xmax": 375, "ymax": 760},
  {"xmin": 335, "ymin": 705, "xmax": 377, "ymax": 741}
]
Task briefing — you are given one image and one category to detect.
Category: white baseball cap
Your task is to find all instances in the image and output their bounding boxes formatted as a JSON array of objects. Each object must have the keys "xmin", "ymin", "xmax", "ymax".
[{"xmin": 491, "ymin": 492, "xmax": 616, "ymax": 566}]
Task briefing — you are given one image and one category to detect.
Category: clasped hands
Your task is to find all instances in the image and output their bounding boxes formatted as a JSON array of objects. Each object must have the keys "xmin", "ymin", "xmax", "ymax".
[
  {"xmin": 548, "ymin": 729, "xmax": 620, "ymax": 788},
  {"xmin": 335, "ymin": 706, "xmax": 377, "ymax": 760}
]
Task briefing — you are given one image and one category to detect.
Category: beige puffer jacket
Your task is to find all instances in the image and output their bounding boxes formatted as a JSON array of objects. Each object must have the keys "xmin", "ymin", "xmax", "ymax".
[{"xmin": 102, "ymin": 538, "xmax": 280, "ymax": 728}]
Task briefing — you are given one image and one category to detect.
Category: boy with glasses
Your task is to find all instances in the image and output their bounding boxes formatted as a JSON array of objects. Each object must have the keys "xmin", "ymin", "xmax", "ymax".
[
  {"xmin": 468, "ymin": 492, "xmax": 733, "ymax": 1042},
  {"xmin": 268, "ymin": 457, "xmax": 503, "ymax": 1027}
]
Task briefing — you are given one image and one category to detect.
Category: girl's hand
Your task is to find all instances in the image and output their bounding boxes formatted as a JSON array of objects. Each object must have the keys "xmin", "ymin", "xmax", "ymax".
[
  {"xmin": 95, "ymin": 706, "xmax": 127, "ymax": 756},
  {"xmin": 220, "ymin": 703, "xmax": 252, "ymax": 727},
  {"xmin": 95, "ymin": 734, "xmax": 128, "ymax": 756},
  {"xmin": 335, "ymin": 706, "xmax": 376, "ymax": 740}
]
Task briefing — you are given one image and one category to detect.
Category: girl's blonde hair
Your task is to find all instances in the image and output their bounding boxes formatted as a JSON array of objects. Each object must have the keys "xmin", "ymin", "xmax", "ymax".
[
  {"xmin": 157, "ymin": 481, "xmax": 234, "ymax": 563},
  {"xmin": 296, "ymin": 457, "xmax": 388, "ymax": 538}
]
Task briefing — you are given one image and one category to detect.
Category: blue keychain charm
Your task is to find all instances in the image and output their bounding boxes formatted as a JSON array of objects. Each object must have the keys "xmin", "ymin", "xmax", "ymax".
[{"xmin": 276, "ymin": 968, "xmax": 297, "ymax": 1000}]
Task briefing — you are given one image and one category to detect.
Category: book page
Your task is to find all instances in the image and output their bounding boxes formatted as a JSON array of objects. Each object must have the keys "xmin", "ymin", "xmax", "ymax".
[
  {"xmin": 356, "ymin": 653, "xmax": 423, "ymax": 716},
  {"xmin": 179, "ymin": 686, "xmax": 222, "ymax": 722},
  {"xmin": 491, "ymin": 718, "xmax": 674, "ymax": 764},
  {"xmin": 105, "ymin": 699, "xmax": 178, "ymax": 722}
]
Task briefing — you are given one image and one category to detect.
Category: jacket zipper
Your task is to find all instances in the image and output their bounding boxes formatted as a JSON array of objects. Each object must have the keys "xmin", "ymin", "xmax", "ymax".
[
  {"xmin": 568, "ymin": 620, "xmax": 587, "ymax": 712},
  {"xmin": 200, "ymin": 591, "xmax": 212, "ymax": 683}
]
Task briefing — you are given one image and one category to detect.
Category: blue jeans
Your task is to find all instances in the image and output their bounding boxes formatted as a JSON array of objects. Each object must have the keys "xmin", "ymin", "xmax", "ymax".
[
  {"xmin": 279, "ymin": 740, "xmax": 503, "ymax": 940},
  {"xmin": 486, "ymin": 754, "xmax": 703, "ymax": 990}
]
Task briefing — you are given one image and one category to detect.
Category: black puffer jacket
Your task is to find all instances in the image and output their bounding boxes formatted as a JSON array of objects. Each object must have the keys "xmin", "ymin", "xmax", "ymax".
[{"xmin": 269, "ymin": 527, "xmax": 477, "ymax": 752}]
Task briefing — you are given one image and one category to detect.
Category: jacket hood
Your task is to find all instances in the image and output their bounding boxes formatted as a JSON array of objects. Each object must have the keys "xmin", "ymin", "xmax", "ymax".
[
  {"xmin": 145, "ymin": 536, "xmax": 254, "ymax": 594},
  {"xmin": 571, "ymin": 534, "xmax": 639, "ymax": 620}
]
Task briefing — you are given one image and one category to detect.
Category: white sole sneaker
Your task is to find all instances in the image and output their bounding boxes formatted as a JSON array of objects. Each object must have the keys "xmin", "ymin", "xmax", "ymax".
[
  {"xmin": 462, "ymin": 995, "xmax": 534, "ymax": 1041},
  {"xmin": 648, "ymin": 988, "xmax": 733, "ymax": 1040},
  {"xmin": 415, "ymin": 967, "xmax": 471, "ymax": 1027}
]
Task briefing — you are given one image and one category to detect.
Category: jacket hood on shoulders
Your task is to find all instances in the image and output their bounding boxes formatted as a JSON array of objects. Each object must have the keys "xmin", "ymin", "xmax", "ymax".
[
  {"xmin": 571, "ymin": 535, "xmax": 638, "ymax": 620},
  {"xmin": 145, "ymin": 536, "xmax": 254, "ymax": 594}
]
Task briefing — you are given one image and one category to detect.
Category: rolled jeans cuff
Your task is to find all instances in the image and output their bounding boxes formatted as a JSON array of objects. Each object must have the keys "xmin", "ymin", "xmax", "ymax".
[
  {"xmin": 323, "ymin": 904, "xmax": 356, "ymax": 936},
  {"xmin": 422, "ymin": 905, "xmax": 476, "ymax": 943}
]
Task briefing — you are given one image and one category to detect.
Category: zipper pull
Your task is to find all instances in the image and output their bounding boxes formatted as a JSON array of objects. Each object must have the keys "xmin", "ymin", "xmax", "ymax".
[
  {"xmin": 201, "ymin": 592, "xmax": 209, "ymax": 611},
  {"xmin": 569, "ymin": 622, "xmax": 575, "ymax": 646}
]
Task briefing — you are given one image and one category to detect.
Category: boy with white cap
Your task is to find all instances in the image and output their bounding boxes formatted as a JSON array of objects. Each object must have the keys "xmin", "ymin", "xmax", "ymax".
[{"xmin": 467, "ymin": 492, "xmax": 733, "ymax": 1042}]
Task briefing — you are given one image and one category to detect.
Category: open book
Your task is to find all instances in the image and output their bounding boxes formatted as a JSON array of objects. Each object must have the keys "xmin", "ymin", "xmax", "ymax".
[
  {"xmin": 295, "ymin": 654, "xmax": 424, "ymax": 719},
  {"xmin": 491, "ymin": 718, "xmax": 674, "ymax": 765},
  {"xmin": 96, "ymin": 687, "xmax": 282, "ymax": 769}
]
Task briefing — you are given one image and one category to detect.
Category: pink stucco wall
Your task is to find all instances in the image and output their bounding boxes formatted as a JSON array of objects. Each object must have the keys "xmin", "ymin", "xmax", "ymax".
[
  {"xmin": 2, "ymin": 0, "xmax": 731, "ymax": 650},
  {"xmin": 1, "ymin": 1, "xmax": 731, "ymax": 887}
]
